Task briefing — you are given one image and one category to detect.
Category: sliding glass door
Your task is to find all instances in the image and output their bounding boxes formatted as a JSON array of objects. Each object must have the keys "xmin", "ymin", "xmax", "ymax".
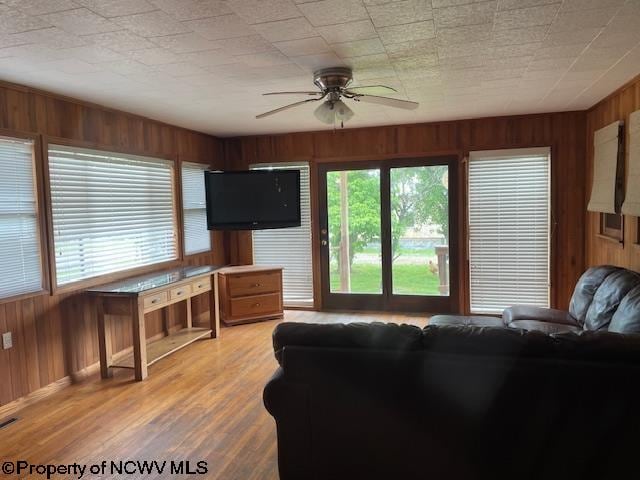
[
  {"xmin": 318, "ymin": 157, "xmax": 458, "ymax": 313},
  {"xmin": 390, "ymin": 165, "xmax": 451, "ymax": 297},
  {"xmin": 326, "ymin": 167, "xmax": 383, "ymax": 297}
]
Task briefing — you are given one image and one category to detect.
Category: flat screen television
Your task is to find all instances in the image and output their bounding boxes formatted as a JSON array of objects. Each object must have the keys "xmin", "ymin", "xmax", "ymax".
[{"xmin": 205, "ymin": 170, "xmax": 301, "ymax": 230}]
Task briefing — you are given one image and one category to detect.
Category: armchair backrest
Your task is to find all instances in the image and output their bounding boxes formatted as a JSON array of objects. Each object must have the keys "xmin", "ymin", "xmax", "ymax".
[
  {"xmin": 609, "ymin": 285, "xmax": 640, "ymax": 333},
  {"xmin": 584, "ymin": 270, "xmax": 640, "ymax": 330},
  {"xmin": 569, "ymin": 266, "xmax": 640, "ymax": 331}
]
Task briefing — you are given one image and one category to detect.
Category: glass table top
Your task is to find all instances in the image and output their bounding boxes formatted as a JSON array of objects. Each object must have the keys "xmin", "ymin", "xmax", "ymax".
[{"xmin": 87, "ymin": 265, "xmax": 224, "ymax": 294}]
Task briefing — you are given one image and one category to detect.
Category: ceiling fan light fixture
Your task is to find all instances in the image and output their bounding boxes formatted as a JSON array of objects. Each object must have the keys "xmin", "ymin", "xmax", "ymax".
[
  {"xmin": 314, "ymin": 100, "xmax": 354, "ymax": 126},
  {"xmin": 313, "ymin": 101, "xmax": 334, "ymax": 125},
  {"xmin": 334, "ymin": 99, "xmax": 354, "ymax": 123}
]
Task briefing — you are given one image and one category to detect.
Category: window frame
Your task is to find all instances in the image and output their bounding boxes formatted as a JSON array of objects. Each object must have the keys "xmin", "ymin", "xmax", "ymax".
[
  {"xmin": 179, "ymin": 158, "xmax": 213, "ymax": 257},
  {"xmin": 598, "ymin": 212, "xmax": 624, "ymax": 244},
  {"xmin": 43, "ymin": 137, "xmax": 182, "ymax": 293},
  {"xmin": 0, "ymin": 128, "xmax": 49, "ymax": 304}
]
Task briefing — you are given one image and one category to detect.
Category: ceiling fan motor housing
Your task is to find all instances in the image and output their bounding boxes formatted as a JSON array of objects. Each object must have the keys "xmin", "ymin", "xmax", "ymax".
[{"xmin": 313, "ymin": 67, "xmax": 353, "ymax": 92}]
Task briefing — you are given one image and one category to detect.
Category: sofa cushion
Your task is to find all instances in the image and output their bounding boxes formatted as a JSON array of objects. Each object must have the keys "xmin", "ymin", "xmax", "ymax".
[
  {"xmin": 428, "ymin": 328, "xmax": 640, "ymax": 363},
  {"xmin": 551, "ymin": 330, "xmax": 640, "ymax": 363},
  {"xmin": 429, "ymin": 315, "xmax": 503, "ymax": 327},
  {"xmin": 584, "ymin": 270, "xmax": 640, "ymax": 331},
  {"xmin": 503, "ymin": 305, "xmax": 578, "ymax": 326},
  {"xmin": 422, "ymin": 324, "xmax": 557, "ymax": 358},
  {"xmin": 569, "ymin": 266, "xmax": 621, "ymax": 325},
  {"xmin": 608, "ymin": 285, "xmax": 640, "ymax": 334},
  {"xmin": 508, "ymin": 320, "xmax": 581, "ymax": 335},
  {"xmin": 272, "ymin": 322, "xmax": 424, "ymax": 365}
]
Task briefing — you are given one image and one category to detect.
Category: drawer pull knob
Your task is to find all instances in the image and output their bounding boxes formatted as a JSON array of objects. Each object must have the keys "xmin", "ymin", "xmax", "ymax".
[
  {"xmin": 176, "ymin": 291, "xmax": 183, "ymax": 295},
  {"xmin": 253, "ymin": 303, "xmax": 261, "ymax": 307},
  {"xmin": 151, "ymin": 299, "xmax": 158, "ymax": 304},
  {"xmin": 197, "ymin": 284, "xmax": 203, "ymax": 288},
  {"xmin": 253, "ymin": 283, "xmax": 262, "ymax": 287}
]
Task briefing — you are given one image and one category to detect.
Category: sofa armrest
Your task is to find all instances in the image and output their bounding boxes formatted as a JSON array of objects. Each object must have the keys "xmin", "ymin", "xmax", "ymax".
[
  {"xmin": 263, "ymin": 366, "xmax": 313, "ymax": 480},
  {"xmin": 503, "ymin": 305, "xmax": 578, "ymax": 326}
]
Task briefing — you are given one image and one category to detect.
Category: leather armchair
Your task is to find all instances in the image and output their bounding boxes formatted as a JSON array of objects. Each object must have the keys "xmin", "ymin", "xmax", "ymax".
[{"xmin": 431, "ymin": 266, "xmax": 640, "ymax": 335}]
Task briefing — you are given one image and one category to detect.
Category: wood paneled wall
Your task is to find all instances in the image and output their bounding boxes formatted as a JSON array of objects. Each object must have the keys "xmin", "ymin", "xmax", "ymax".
[
  {"xmin": 0, "ymin": 81, "xmax": 224, "ymax": 409},
  {"xmin": 0, "ymin": 78, "xmax": 600, "ymax": 409},
  {"xmin": 224, "ymin": 111, "xmax": 587, "ymax": 314},
  {"xmin": 586, "ymin": 74, "xmax": 640, "ymax": 271}
]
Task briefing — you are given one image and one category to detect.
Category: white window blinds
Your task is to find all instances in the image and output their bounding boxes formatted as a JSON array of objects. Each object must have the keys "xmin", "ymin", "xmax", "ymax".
[
  {"xmin": 182, "ymin": 162, "xmax": 211, "ymax": 255},
  {"xmin": 251, "ymin": 163, "xmax": 313, "ymax": 307},
  {"xmin": 48, "ymin": 145, "xmax": 178, "ymax": 286},
  {"xmin": 468, "ymin": 148, "xmax": 551, "ymax": 314},
  {"xmin": 0, "ymin": 136, "xmax": 42, "ymax": 299}
]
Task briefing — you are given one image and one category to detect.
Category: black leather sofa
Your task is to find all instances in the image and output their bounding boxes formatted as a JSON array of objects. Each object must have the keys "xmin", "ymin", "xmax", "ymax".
[{"xmin": 264, "ymin": 266, "xmax": 640, "ymax": 480}]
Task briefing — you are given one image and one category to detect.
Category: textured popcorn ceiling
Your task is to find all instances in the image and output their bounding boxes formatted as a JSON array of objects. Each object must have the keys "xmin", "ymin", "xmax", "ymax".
[{"xmin": 0, "ymin": 0, "xmax": 639, "ymax": 136}]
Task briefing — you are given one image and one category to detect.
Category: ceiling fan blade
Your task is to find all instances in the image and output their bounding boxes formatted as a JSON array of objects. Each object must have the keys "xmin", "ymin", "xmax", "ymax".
[
  {"xmin": 346, "ymin": 85, "xmax": 397, "ymax": 95},
  {"xmin": 262, "ymin": 91, "xmax": 321, "ymax": 96},
  {"xmin": 256, "ymin": 98, "xmax": 321, "ymax": 119},
  {"xmin": 354, "ymin": 94, "xmax": 419, "ymax": 110}
]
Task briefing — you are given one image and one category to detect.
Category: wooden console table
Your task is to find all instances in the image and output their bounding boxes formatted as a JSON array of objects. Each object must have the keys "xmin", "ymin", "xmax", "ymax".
[{"xmin": 87, "ymin": 265, "xmax": 223, "ymax": 381}]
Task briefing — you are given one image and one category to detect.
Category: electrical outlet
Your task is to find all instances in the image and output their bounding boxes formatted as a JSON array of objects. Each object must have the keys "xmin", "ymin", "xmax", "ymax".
[{"xmin": 2, "ymin": 332, "xmax": 12, "ymax": 350}]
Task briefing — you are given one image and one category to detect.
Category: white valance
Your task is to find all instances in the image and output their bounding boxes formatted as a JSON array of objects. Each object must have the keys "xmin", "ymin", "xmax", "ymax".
[
  {"xmin": 588, "ymin": 120, "xmax": 622, "ymax": 214},
  {"xmin": 621, "ymin": 110, "xmax": 640, "ymax": 217}
]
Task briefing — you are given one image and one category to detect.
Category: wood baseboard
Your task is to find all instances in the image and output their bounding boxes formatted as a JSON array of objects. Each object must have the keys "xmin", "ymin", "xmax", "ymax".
[
  {"xmin": 2, "ymin": 330, "xmax": 192, "ymax": 416},
  {"xmin": 0, "ymin": 376, "xmax": 72, "ymax": 419},
  {"xmin": 70, "ymin": 361, "xmax": 101, "ymax": 383}
]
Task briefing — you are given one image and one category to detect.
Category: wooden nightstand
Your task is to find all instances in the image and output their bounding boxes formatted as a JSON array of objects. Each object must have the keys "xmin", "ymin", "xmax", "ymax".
[{"xmin": 218, "ymin": 265, "xmax": 284, "ymax": 325}]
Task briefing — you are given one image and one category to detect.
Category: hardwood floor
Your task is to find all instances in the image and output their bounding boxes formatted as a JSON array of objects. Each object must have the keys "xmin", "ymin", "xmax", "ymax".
[{"xmin": 0, "ymin": 310, "xmax": 427, "ymax": 480}]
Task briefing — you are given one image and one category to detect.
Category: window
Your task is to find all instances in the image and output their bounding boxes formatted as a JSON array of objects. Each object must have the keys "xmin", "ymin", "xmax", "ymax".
[
  {"xmin": 600, "ymin": 212, "xmax": 623, "ymax": 242},
  {"xmin": 182, "ymin": 162, "xmax": 211, "ymax": 255},
  {"xmin": 468, "ymin": 148, "xmax": 551, "ymax": 314},
  {"xmin": 48, "ymin": 145, "xmax": 178, "ymax": 286},
  {"xmin": 251, "ymin": 163, "xmax": 313, "ymax": 307},
  {"xmin": 0, "ymin": 136, "xmax": 43, "ymax": 299}
]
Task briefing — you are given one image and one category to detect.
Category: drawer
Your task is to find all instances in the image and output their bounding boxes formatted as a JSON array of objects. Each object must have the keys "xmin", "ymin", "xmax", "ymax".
[
  {"xmin": 230, "ymin": 293, "xmax": 281, "ymax": 318},
  {"xmin": 143, "ymin": 291, "xmax": 168, "ymax": 310},
  {"xmin": 227, "ymin": 271, "xmax": 280, "ymax": 297},
  {"xmin": 170, "ymin": 284, "xmax": 192, "ymax": 300},
  {"xmin": 191, "ymin": 277, "xmax": 211, "ymax": 294}
]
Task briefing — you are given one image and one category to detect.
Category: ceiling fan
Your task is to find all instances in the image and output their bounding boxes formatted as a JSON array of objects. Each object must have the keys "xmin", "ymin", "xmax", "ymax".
[{"xmin": 255, "ymin": 67, "xmax": 419, "ymax": 127}]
